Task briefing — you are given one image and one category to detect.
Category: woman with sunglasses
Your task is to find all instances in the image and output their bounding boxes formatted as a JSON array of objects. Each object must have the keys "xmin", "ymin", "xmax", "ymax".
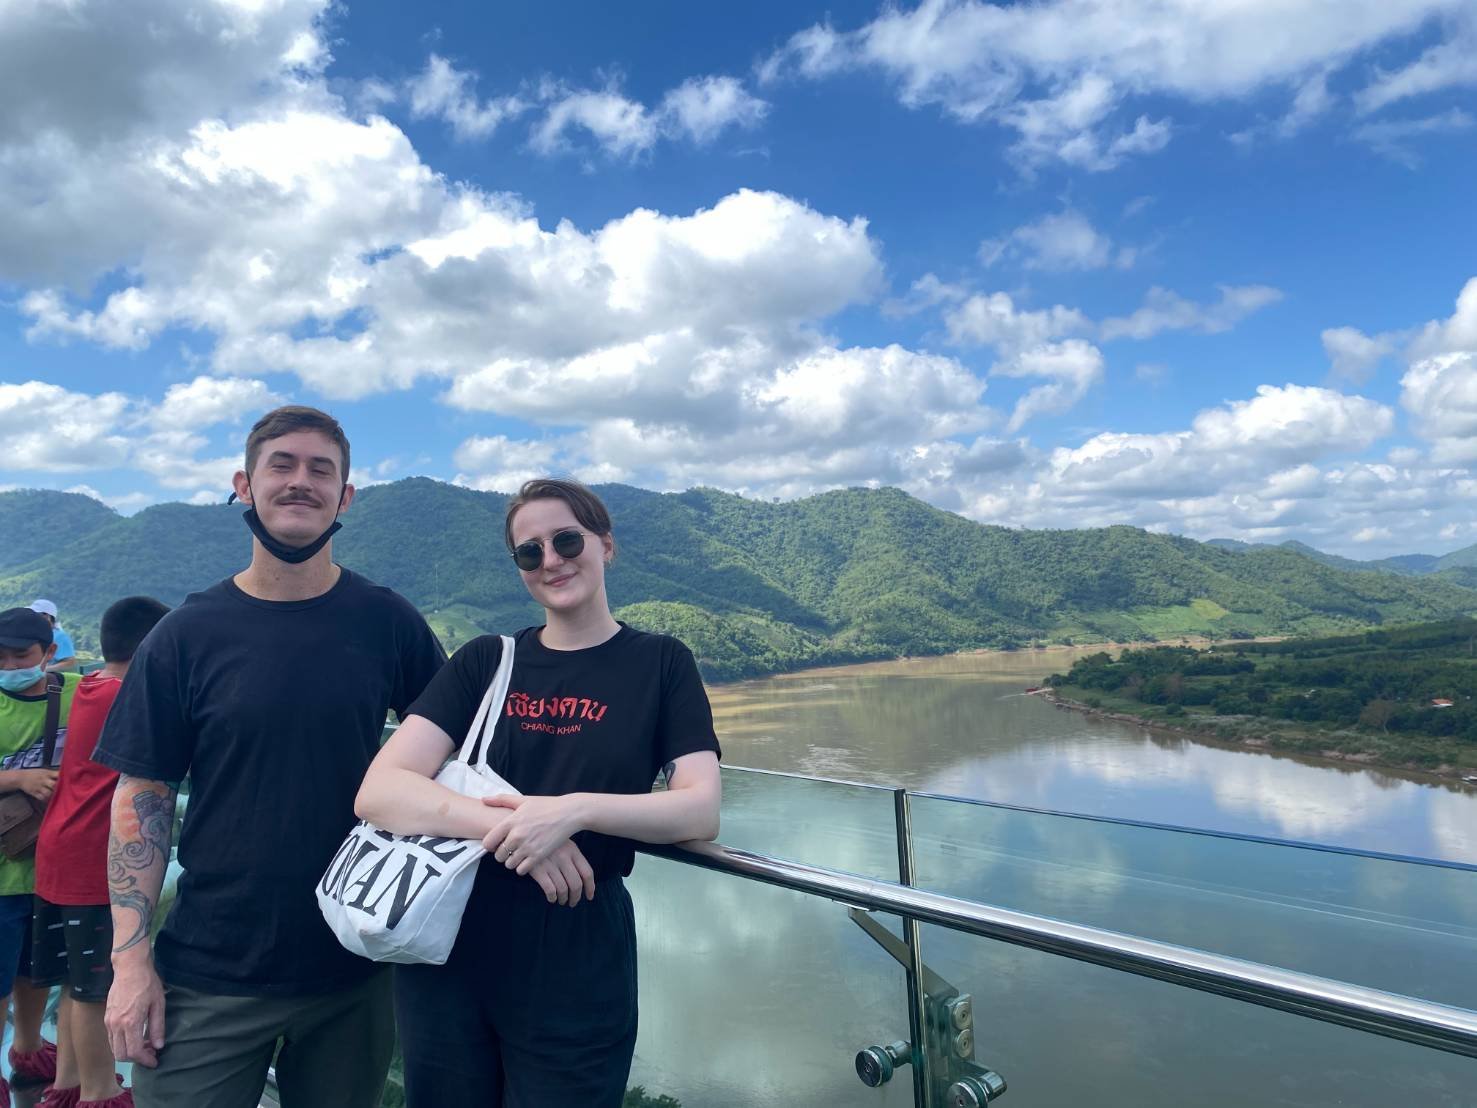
[{"xmin": 355, "ymin": 477, "xmax": 721, "ymax": 1107}]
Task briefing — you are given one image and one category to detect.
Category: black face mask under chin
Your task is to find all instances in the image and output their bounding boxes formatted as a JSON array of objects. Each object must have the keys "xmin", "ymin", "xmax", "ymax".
[
  {"xmin": 234, "ymin": 480, "xmax": 345, "ymax": 565},
  {"xmin": 241, "ymin": 507, "xmax": 342, "ymax": 564}
]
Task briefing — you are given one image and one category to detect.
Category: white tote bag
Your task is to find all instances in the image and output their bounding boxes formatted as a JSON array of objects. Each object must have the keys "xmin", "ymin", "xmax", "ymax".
[{"xmin": 317, "ymin": 635, "xmax": 518, "ymax": 965}]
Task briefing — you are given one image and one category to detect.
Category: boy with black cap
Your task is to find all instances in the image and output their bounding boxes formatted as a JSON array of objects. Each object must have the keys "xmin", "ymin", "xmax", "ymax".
[{"xmin": 0, "ymin": 605, "xmax": 78, "ymax": 1102}]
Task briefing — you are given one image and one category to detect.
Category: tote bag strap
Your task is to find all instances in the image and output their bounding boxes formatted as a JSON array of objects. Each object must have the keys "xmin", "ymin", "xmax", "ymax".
[{"xmin": 456, "ymin": 635, "xmax": 516, "ymax": 769}]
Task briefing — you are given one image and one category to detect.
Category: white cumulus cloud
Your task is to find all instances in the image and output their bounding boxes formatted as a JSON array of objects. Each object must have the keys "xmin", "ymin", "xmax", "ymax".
[
  {"xmin": 532, "ymin": 74, "xmax": 768, "ymax": 157},
  {"xmin": 0, "ymin": 381, "xmax": 133, "ymax": 472},
  {"xmin": 151, "ymin": 376, "xmax": 282, "ymax": 431},
  {"xmin": 1401, "ymin": 352, "xmax": 1477, "ymax": 464},
  {"xmin": 660, "ymin": 76, "xmax": 769, "ymax": 144},
  {"xmin": 942, "ymin": 289, "xmax": 1091, "ymax": 352},
  {"xmin": 453, "ymin": 435, "xmax": 562, "ymax": 493},
  {"xmin": 8, "ymin": 0, "xmax": 1477, "ymax": 558},
  {"xmin": 980, "ymin": 208, "xmax": 1134, "ymax": 271},
  {"xmin": 762, "ymin": 0, "xmax": 1470, "ymax": 171},
  {"xmin": 0, "ymin": 375, "xmax": 274, "ymax": 489},
  {"xmin": 1355, "ymin": 15, "xmax": 1477, "ymax": 114},
  {"xmin": 406, "ymin": 54, "xmax": 527, "ymax": 140},
  {"xmin": 1100, "ymin": 285, "xmax": 1284, "ymax": 341},
  {"xmin": 995, "ymin": 340, "xmax": 1105, "ymax": 431},
  {"xmin": 531, "ymin": 86, "xmax": 659, "ymax": 157},
  {"xmin": 1352, "ymin": 108, "xmax": 1475, "ymax": 167}
]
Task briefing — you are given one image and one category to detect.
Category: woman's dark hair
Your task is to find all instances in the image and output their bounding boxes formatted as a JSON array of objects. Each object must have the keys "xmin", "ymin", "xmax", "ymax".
[
  {"xmin": 504, "ymin": 478, "xmax": 614, "ymax": 555},
  {"xmin": 100, "ymin": 596, "xmax": 170, "ymax": 664}
]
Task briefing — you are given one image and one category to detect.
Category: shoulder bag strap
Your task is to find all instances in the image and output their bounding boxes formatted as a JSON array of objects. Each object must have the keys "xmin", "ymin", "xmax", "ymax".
[
  {"xmin": 40, "ymin": 673, "xmax": 63, "ymax": 768},
  {"xmin": 456, "ymin": 635, "xmax": 517, "ymax": 769}
]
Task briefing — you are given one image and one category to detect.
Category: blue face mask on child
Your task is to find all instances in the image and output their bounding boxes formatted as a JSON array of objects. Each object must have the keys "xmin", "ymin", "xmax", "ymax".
[{"xmin": 0, "ymin": 666, "xmax": 44, "ymax": 693}]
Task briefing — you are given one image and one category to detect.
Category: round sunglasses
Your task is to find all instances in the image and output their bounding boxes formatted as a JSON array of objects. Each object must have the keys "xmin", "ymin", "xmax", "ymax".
[{"xmin": 511, "ymin": 528, "xmax": 588, "ymax": 572}]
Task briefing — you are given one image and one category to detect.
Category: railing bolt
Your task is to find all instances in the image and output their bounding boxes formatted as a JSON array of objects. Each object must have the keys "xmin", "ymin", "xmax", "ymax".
[
  {"xmin": 947, "ymin": 1070, "xmax": 1007, "ymax": 1105},
  {"xmin": 947, "ymin": 993, "xmax": 973, "ymax": 1031},
  {"xmin": 855, "ymin": 1041, "xmax": 911, "ymax": 1088},
  {"xmin": 953, "ymin": 1028, "xmax": 975, "ymax": 1058}
]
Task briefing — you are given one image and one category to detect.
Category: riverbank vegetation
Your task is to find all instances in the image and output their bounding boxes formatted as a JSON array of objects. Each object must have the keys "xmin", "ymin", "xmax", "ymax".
[{"xmin": 1046, "ymin": 619, "xmax": 1477, "ymax": 774}]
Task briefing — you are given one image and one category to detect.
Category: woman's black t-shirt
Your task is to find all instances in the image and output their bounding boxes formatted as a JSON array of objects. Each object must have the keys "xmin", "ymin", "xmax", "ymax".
[{"xmin": 407, "ymin": 624, "xmax": 720, "ymax": 879}]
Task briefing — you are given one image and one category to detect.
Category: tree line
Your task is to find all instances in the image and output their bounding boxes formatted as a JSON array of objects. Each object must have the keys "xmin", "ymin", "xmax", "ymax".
[{"xmin": 1048, "ymin": 618, "xmax": 1477, "ymax": 745}]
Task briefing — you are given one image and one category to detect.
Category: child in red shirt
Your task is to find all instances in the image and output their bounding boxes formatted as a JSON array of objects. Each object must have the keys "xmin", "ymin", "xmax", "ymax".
[{"xmin": 34, "ymin": 598, "xmax": 168, "ymax": 1108}]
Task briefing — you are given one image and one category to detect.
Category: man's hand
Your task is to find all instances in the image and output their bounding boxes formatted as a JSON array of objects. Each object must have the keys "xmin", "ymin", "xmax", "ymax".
[
  {"xmin": 481, "ymin": 794, "xmax": 584, "ymax": 876},
  {"xmin": 17, "ymin": 769, "xmax": 58, "ymax": 804},
  {"xmin": 106, "ymin": 954, "xmax": 166, "ymax": 1068},
  {"xmin": 526, "ymin": 840, "xmax": 597, "ymax": 906}
]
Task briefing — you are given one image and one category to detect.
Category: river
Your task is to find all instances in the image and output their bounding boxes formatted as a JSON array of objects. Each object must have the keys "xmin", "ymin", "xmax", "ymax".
[
  {"xmin": 624, "ymin": 646, "xmax": 1477, "ymax": 1107},
  {"xmin": 705, "ymin": 646, "xmax": 1477, "ymax": 863}
]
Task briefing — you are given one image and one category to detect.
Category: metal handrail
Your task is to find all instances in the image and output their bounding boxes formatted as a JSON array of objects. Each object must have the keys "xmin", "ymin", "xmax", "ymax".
[
  {"xmin": 722, "ymin": 762, "xmax": 1477, "ymax": 870},
  {"xmin": 638, "ymin": 838, "xmax": 1477, "ymax": 1059}
]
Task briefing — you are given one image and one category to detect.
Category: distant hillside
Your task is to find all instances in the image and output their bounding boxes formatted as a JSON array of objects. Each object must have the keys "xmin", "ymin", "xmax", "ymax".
[
  {"xmin": 6, "ymin": 480, "xmax": 1477, "ymax": 680},
  {"xmin": 0, "ymin": 490, "xmax": 117, "ymax": 575},
  {"xmin": 1205, "ymin": 537, "xmax": 1471, "ymax": 582},
  {"xmin": 1437, "ymin": 545, "xmax": 1477, "ymax": 572},
  {"xmin": 1383, "ymin": 553, "xmax": 1443, "ymax": 574},
  {"xmin": 1210, "ymin": 536, "xmax": 1465, "ymax": 579}
]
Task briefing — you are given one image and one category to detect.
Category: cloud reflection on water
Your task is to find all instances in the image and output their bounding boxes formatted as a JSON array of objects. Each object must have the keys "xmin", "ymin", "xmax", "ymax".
[
  {"xmin": 708, "ymin": 650, "xmax": 1477, "ymax": 862},
  {"xmin": 635, "ymin": 654, "xmax": 1477, "ymax": 1104},
  {"xmin": 627, "ymin": 765, "xmax": 1477, "ymax": 1107}
]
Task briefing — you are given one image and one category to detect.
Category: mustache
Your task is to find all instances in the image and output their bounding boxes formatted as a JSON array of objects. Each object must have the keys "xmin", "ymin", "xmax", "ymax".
[{"xmin": 275, "ymin": 494, "xmax": 323, "ymax": 507}]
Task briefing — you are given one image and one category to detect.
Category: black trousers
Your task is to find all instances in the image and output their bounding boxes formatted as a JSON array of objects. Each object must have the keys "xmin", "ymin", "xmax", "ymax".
[{"xmin": 395, "ymin": 864, "xmax": 638, "ymax": 1108}]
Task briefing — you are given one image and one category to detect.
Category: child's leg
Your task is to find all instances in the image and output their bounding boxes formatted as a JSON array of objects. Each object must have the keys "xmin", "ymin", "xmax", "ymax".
[
  {"xmin": 54, "ymin": 992, "xmax": 79, "ymax": 1090},
  {"xmin": 10, "ymin": 978, "xmax": 50, "ymax": 1053}
]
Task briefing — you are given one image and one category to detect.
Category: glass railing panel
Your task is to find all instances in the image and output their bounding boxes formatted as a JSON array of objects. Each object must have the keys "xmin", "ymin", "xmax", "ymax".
[
  {"xmin": 625, "ymin": 853, "xmax": 916, "ymax": 1108},
  {"xmin": 913, "ymin": 919, "xmax": 1477, "ymax": 1107},
  {"xmin": 713, "ymin": 766, "xmax": 901, "ymax": 880},
  {"xmin": 906, "ymin": 793, "xmax": 1477, "ymax": 1009}
]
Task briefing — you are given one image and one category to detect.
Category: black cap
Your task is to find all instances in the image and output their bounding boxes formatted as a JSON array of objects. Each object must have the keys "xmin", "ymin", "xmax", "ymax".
[{"xmin": 0, "ymin": 608, "xmax": 53, "ymax": 649}]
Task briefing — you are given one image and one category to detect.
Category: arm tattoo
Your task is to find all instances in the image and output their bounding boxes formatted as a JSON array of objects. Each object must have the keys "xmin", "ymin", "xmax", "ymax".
[
  {"xmin": 662, "ymin": 761, "xmax": 677, "ymax": 787},
  {"xmin": 108, "ymin": 777, "xmax": 178, "ymax": 955}
]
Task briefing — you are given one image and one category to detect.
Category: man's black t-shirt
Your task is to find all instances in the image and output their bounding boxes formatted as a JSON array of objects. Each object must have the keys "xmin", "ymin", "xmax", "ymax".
[
  {"xmin": 94, "ymin": 569, "xmax": 445, "ymax": 997},
  {"xmin": 408, "ymin": 624, "xmax": 720, "ymax": 880}
]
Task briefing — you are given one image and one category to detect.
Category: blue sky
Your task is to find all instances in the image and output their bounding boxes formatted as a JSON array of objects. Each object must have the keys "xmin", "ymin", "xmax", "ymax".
[{"xmin": 2, "ymin": 0, "xmax": 1476, "ymax": 557}]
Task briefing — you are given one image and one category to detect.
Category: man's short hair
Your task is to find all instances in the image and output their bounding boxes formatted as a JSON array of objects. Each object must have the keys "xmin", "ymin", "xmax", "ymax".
[
  {"xmin": 100, "ymin": 597, "xmax": 170, "ymax": 664},
  {"xmin": 244, "ymin": 406, "xmax": 351, "ymax": 482}
]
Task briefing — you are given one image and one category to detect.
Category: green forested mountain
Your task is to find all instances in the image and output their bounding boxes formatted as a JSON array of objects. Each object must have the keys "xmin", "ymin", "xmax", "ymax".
[
  {"xmin": 1210, "ymin": 536, "xmax": 1468, "ymax": 578},
  {"xmin": 0, "ymin": 490, "xmax": 117, "ymax": 574},
  {"xmin": 1436, "ymin": 545, "xmax": 1477, "ymax": 572},
  {"xmin": 5, "ymin": 480, "xmax": 1477, "ymax": 680}
]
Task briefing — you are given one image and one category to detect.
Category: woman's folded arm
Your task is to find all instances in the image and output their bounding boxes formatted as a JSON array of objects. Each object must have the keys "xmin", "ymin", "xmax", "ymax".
[
  {"xmin": 354, "ymin": 713, "xmax": 509, "ymax": 840},
  {"xmin": 482, "ymin": 750, "xmax": 721, "ymax": 874}
]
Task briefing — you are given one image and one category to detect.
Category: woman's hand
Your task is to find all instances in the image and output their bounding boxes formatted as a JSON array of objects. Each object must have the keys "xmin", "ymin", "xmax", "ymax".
[
  {"xmin": 526, "ymin": 840, "xmax": 597, "ymax": 906},
  {"xmin": 481, "ymin": 794, "xmax": 586, "ymax": 875}
]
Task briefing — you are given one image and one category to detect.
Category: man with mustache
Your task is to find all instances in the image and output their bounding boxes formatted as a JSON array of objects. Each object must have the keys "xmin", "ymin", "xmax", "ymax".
[{"xmin": 94, "ymin": 406, "xmax": 446, "ymax": 1108}]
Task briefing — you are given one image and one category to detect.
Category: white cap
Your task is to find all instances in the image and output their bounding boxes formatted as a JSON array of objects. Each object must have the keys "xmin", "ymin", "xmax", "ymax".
[{"xmin": 29, "ymin": 599, "xmax": 58, "ymax": 619}]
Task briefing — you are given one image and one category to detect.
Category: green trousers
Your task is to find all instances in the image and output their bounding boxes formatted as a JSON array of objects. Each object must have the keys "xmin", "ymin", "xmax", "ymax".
[{"xmin": 131, "ymin": 971, "xmax": 394, "ymax": 1108}]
